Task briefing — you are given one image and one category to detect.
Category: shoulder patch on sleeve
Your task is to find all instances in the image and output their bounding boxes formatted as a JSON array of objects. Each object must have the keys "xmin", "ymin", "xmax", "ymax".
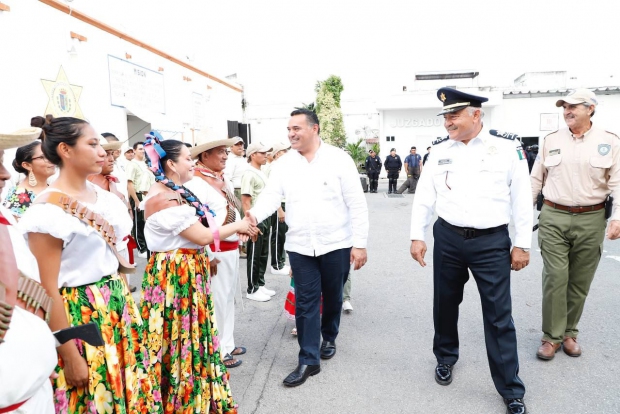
[
  {"xmin": 489, "ymin": 129, "xmax": 520, "ymax": 141},
  {"xmin": 432, "ymin": 136, "xmax": 449, "ymax": 145}
]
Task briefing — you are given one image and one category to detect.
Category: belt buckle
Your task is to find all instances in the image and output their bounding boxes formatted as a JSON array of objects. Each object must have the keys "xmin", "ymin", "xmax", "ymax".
[{"xmin": 464, "ymin": 228, "xmax": 476, "ymax": 239}]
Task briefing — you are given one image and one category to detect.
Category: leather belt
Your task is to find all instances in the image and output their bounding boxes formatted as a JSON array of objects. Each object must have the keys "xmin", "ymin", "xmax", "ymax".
[
  {"xmin": 543, "ymin": 199, "xmax": 605, "ymax": 214},
  {"xmin": 438, "ymin": 217, "xmax": 507, "ymax": 240}
]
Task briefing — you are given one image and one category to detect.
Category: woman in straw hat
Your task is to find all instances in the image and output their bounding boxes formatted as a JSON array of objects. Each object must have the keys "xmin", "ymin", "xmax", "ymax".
[
  {"xmin": 0, "ymin": 126, "xmax": 57, "ymax": 413},
  {"xmin": 19, "ymin": 118, "xmax": 161, "ymax": 413},
  {"xmin": 139, "ymin": 133, "xmax": 256, "ymax": 413},
  {"xmin": 3, "ymin": 139, "xmax": 56, "ymax": 219}
]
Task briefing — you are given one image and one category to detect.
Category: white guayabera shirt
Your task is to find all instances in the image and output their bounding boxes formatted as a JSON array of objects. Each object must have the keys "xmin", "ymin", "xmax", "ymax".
[{"xmin": 250, "ymin": 141, "xmax": 369, "ymax": 256}]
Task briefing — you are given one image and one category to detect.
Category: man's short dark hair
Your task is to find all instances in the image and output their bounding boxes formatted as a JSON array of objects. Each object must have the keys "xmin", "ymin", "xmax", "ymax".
[
  {"xmin": 102, "ymin": 132, "xmax": 119, "ymax": 141},
  {"xmin": 290, "ymin": 108, "xmax": 320, "ymax": 134},
  {"xmin": 133, "ymin": 141, "xmax": 144, "ymax": 150},
  {"xmin": 411, "ymin": 146, "xmax": 416, "ymax": 150},
  {"xmin": 427, "ymin": 146, "xmax": 431, "ymax": 150}
]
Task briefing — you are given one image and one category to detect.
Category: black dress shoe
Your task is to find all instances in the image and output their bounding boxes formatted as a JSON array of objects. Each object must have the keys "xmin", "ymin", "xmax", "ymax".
[
  {"xmin": 282, "ymin": 364, "xmax": 320, "ymax": 387},
  {"xmin": 435, "ymin": 363, "xmax": 453, "ymax": 386},
  {"xmin": 504, "ymin": 398, "xmax": 527, "ymax": 414},
  {"xmin": 320, "ymin": 341, "xmax": 336, "ymax": 359}
]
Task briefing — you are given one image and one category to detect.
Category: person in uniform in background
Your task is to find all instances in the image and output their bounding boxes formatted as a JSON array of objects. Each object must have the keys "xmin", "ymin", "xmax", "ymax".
[
  {"xmin": 365, "ymin": 149, "xmax": 382, "ymax": 193},
  {"xmin": 125, "ymin": 141, "xmax": 155, "ymax": 258},
  {"xmin": 185, "ymin": 130, "xmax": 248, "ymax": 369},
  {"xmin": 267, "ymin": 141, "xmax": 291, "ymax": 276},
  {"xmin": 262, "ymin": 150, "xmax": 274, "ymax": 176},
  {"xmin": 423, "ymin": 146, "xmax": 431, "ymax": 166},
  {"xmin": 526, "ymin": 145, "xmax": 538, "ymax": 173},
  {"xmin": 225, "ymin": 137, "xmax": 248, "ymax": 258},
  {"xmin": 383, "ymin": 148, "xmax": 402, "ymax": 194},
  {"xmin": 410, "ymin": 87, "xmax": 532, "ymax": 414},
  {"xmin": 242, "ymin": 142, "xmax": 275, "ymax": 302},
  {"xmin": 397, "ymin": 146, "xmax": 423, "ymax": 194},
  {"xmin": 124, "ymin": 146, "xmax": 135, "ymax": 163},
  {"xmin": 531, "ymin": 88, "xmax": 620, "ymax": 360}
]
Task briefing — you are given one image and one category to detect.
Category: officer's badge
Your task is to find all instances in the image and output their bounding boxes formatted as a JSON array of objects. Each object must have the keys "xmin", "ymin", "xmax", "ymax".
[
  {"xmin": 598, "ymin": 144, "xmax": 611, "ymax": 155},
  {"xmin": 440, "ymin": 93, "xmax": 447, "ymax": 102}
]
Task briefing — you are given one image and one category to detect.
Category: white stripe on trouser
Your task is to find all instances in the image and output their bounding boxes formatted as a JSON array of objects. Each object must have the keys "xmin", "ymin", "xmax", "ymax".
[
  {"xmin": 133, "ymin": 205, "xmax": 146, "ymax": 253},
  {"xmin": 212, "ymin": 249, "xmax": 239, "ymax": 356},
  {"xmin": 249, "ymin": 241, "xmax": 256, "ymax": 293}
]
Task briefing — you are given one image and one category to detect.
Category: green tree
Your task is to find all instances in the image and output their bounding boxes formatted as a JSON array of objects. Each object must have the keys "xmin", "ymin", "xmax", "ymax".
[
  {"xmin": 344, "ymin": 138, "xmax": 366, "ymax": 173},
  {"xmin": 295, "ymin": 102, "xmax": 316, "ymax": 112},
  {"xmin": 315, "ymin": 76, "xmax": 347, "ymax": 148}
]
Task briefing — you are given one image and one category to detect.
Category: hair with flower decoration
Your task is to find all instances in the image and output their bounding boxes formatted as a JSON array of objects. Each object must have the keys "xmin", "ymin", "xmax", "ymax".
[{"xmin": 143, "ymin": 133, "xmax": 216, "ymax": 226}]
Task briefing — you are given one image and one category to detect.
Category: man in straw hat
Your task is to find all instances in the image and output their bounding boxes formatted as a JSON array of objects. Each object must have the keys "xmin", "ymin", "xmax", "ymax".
[
  {"xmin": 185, "ymin": 129, "xmax": 248, "ymax": 368},
  {"xmin": 0, "ymin": 126, "xmax": 57, "ymax": 413},
  {"xmin": 531, "ymin": 88, "xmax": 620, "ymax": 361},
  {"xmin": 225, "ymin": 137, "xmax": 248, "ymax": 258},
  {"xmin": 241, "ymin": 141, "xmax": 275, "ymax": 303}
]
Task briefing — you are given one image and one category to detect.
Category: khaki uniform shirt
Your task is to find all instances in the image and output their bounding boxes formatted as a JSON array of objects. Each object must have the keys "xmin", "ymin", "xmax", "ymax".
[
  {"xmin": 126, "ymin": 159, "xmax": 155, "ymax": 193},
  {"xmin": 530, "ymin": 124, "xmax": 620, "ymax": 220},
  {"xmin": 241, "ymin": 166, "xmax": 268, "ymax": 208}
]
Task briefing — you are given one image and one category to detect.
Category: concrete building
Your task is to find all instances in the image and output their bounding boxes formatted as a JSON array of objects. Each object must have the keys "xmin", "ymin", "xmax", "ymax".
[{"xmin": 0, "ymin": 0, "xmax": 243, "ymax": 148}]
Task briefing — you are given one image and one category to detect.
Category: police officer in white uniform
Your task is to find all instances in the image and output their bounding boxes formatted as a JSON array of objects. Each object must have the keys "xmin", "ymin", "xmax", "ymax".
[{"xmin": 410, "ymin": 87, "xmax": 532, "ymax": 414}]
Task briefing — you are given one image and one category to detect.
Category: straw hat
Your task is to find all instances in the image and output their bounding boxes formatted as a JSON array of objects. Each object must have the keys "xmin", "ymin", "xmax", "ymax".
[
  {"xmin": 101, "ymin": 140, "xmax": 123, "ymax": 151},
  {"xmin": 0, "ymin": 127, "xmax": 42, "ymax": 150},
  {"xmin": 190, "ymin": 128, "xmax": 237, "ymax": 159}
]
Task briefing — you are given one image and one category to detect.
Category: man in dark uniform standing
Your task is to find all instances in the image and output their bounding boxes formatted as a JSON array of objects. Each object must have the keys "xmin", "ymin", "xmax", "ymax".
[
  {"xmin": 410, "ymin": 87, "xmax": 532, "ymax": 414},
  {"xmin": 423, "ymin": 146, "xmax": 431, "ymax": 166},
  {"xmin": 383, "ymin": 148, "xmax": 402, "ymax": 194},
  {"xmin": 365, "ymin": 149, "xmax": 382, "ymax": 193}
]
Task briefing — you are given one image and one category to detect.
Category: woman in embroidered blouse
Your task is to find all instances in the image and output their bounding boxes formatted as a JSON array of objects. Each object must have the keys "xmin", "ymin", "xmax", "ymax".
[
  {"xmin": 20, "ymin": 118, "xmax": 161, "ymax": 413},
  {"xmin": 140, "ymin": 136, "xmax": 254, "ymax": 414},
  {"xmin": 3, "ymin": 140, "xmax": 55, "ymax": 219}
]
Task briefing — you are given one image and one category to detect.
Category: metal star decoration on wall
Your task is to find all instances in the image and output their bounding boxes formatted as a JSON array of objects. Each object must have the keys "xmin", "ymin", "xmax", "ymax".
[{"xmin": 41, "ymin": 67, "xmax": 84, "ymax": 119}]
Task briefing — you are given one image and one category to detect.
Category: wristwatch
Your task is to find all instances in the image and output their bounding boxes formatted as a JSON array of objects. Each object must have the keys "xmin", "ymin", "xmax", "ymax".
[{"xmin": 517, "ymin": 247, "xmax": 530, "ymax": 253}]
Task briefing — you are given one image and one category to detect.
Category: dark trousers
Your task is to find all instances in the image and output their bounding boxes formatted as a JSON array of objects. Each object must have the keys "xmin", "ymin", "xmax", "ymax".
[
  {"xmin": 433, "ymin": 219, "xmax": 525, "ymax": 399},
  {"xmin": 246, "ymin": 218, "xmax": 271, "ymax": 294},
  {"xmin": 130, "ymin": 193, "xmax": 149, "ymax": 255},
  {"xmin": 367, "ymin": 171, "xmax": 379, "ymax": 192},
  {"xmin": 387, "ymin": 170, "xmax": 399, "ymax": 192},
  {"xmin": 397, "ymin": 168, "xmax": 420, "ymax": 194},
  {"xmin": 288, "ymin": 247, "xmax": 351, "ymax": 365},
  {"xmin": 270, "ymin": 202, "xmax": 288, "ymax": 270}
]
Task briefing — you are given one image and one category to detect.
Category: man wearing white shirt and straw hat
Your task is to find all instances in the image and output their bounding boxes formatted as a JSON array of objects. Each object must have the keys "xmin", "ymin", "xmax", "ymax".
[{"xmin": 185, "ymin": 129, "xmax": 248, "ymax": 368}]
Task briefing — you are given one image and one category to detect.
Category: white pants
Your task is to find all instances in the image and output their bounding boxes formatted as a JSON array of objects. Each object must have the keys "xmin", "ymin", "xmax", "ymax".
[{"xmin": 212, "ymin": 249, "xmax": 240, "ymax": 356}]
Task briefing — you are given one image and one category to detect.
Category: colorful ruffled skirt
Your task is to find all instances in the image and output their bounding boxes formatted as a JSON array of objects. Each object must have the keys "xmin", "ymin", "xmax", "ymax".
[
  {"xmin": 140, "ymin": 248, "xmax": 237, "ymax": 414},
  {"xmin": 54, "ymin": 273, "xmax": 161, "ymax": 413}
]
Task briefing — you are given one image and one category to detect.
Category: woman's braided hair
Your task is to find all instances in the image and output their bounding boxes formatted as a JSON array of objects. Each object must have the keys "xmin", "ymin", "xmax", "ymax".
[{"xmin": 143, "ymin": 133, "xmax": 215, "ymax": 226}]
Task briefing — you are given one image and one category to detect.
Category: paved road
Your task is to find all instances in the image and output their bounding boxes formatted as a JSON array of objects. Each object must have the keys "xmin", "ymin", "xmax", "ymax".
[{"xmin": 130, "ymin": 179, "xmax": 620, "ymax": 414}]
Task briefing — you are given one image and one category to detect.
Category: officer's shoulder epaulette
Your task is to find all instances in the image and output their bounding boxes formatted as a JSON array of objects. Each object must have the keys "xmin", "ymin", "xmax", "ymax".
[
  {"xmin": 432, "ymin": 136, "xmax": 449, "ymax": 146},
  {"xmin": 489, "ymin": 129, "xmax": 520, "ymax": 141},
  {"xmin": 605, "ymin": 130, "xmax": 620, "ymax": 139}
]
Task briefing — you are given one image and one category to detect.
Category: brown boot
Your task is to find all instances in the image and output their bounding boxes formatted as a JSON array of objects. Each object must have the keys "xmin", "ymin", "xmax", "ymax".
[
  {"xmin": 536, "ymin": 340, "xmax": 561, "ymax": 360},
  {"xmin": 563, "ymin": 337, "xmax": 582, "ymax": 357}
]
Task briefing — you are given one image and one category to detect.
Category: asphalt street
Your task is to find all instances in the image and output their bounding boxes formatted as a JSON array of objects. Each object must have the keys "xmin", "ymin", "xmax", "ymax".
[{"xmin": 130, "ymin": 179, "xmax": 620, "ymax": 414}]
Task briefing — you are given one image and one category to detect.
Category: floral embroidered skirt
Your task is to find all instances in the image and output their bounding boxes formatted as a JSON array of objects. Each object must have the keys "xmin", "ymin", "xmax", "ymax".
[
  {"xmin": 140, "ymin": 248, "xmax": 238, "ymax": 414},
  {"xmin": 54, "ymin": 273, "xmax": 161, "ymax": 413}
]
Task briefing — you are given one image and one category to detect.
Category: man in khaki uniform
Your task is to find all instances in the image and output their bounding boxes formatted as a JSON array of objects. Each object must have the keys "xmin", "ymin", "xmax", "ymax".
[
  {"xmin": 241, "ymin": 141, "xmax": 274, "ymax": 302},
  {"xmin": 531, "ymin": 88, "xmax": 620, "ymax": 360},
  {"xmin": 125, "ymin": 141, "xmax": 156, "ymax": 258}
]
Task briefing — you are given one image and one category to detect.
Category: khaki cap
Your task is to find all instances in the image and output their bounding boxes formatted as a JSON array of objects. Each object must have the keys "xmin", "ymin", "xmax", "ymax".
[
  {"xmin": 556, "ymin": 88, "xmax": 598, "ymax": 107},
  {"xmin": 246, "ymin": 142, "xmax": 272, "ymax": 158},
  {"xmin": 271, "ymin": 141, "xmax": 291, "ymax": 154}
]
